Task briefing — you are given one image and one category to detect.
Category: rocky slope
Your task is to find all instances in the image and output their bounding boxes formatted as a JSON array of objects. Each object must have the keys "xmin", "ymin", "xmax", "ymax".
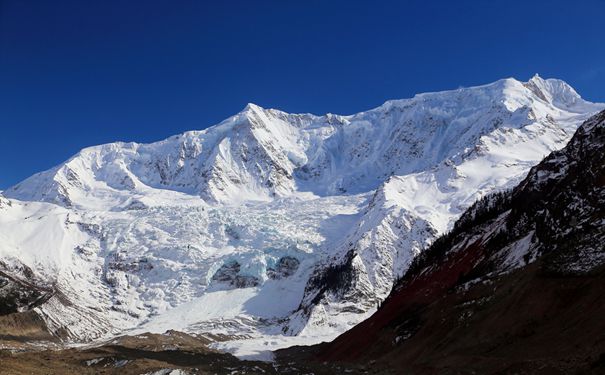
[
  {"xmin": 0, "ymin": 75, "xmax": 602, "ymax": 356},
  {"xmin": 311, "ymin": 110, "xmax": 605, "ymax": 374}
]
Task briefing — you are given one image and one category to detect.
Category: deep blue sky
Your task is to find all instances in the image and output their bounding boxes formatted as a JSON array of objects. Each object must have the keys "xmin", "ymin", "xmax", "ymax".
[{"xmin": 1, "ymin": 0, "xmax": 604, "ymax": 188}]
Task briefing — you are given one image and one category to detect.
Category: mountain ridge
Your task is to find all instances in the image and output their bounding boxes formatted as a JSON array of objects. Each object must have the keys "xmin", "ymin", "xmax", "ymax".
[{"xmin": 5, "ymin": 75, "xmax": 597, "ymax": 207}]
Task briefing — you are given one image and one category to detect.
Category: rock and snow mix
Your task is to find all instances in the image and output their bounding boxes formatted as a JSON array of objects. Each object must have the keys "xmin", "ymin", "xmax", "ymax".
[{"xmin": 0, "ymin": 75, "xmax": 602, "ymax": 358}]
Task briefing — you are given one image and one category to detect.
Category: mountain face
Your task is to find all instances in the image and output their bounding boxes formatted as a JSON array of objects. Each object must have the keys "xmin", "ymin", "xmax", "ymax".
[
  {"xmin": 314, "ymin": 110, "xmax": 605, "ymax": 374},
  {"xmin": 1, "ymin": 75, "xmax": 603, "ymax": 357}
]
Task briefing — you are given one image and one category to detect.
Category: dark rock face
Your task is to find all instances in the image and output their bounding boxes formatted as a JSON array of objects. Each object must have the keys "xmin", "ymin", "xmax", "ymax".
[
  {"xmin": 232, "ymin": 275, "xmax": 259, "ymax": 288},
  {"xmin": 410, "ymin": 109, "xmax": 605, "ymax": 278},
  {"xmin": 211, "ymin": 261, "xmax": 260, "ymax": 288},
  {"xmin": 267, "ymin": 256, "xmax": 300, "ymax": 280},
  {"xmin": 287, "ymin": 249, "xmax": 376, "ymax": 330},
  {"xmin": 513, "ymin": 110, "xmax": 605, "ymax": 274},
  {"xmin": 211, "ymin": 260, "xmax": 240, "ymax": 283},
  {"xmin": 302, "ymin": 251, "xmax": 362, "ymax": 306},
  {"xmin": 311, "ymin": 110, "xmax": 605, "ymax": 373},
  {"xmin": 0, "ymin": 264, "xmax": 54, "ymax": 316}
]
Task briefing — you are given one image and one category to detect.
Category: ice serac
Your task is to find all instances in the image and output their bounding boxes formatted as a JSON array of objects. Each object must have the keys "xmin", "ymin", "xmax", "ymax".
[{"xmin": 0, "ymin": 76, "xmax": 603, "ymax": 356}]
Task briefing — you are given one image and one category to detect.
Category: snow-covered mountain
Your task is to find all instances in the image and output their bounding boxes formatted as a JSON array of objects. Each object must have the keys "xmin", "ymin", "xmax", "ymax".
[
  {"xmin": 315, "ymin": 109, "xmax": 605, "ymax": 373},
  {"xmin": 1, "ymin": 75, "xmax": 602, "ymax": 357}
]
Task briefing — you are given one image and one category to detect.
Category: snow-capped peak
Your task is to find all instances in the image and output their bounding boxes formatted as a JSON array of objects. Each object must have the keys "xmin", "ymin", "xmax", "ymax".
[
  {"xmin": 524, "ymin": 73, "xmax": 585, "ymax": 109},
  {"xmin": 6, "ymin": 75, "xmax": 599, "ymax": 209}
]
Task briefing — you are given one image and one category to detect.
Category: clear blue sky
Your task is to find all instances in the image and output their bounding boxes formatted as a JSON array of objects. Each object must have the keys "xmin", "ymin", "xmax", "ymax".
[{"xmin": 1, "ymin": 0, "xmax": 604, "ymax": 188}]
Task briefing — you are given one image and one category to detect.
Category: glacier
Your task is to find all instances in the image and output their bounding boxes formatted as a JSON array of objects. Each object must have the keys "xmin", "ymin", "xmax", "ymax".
[{"xmin": 0, "ymin": 74, "xmax": 602, "ymax": 358}]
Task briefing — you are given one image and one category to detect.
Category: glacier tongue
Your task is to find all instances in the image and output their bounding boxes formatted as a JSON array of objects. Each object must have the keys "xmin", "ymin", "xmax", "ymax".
[{"xmin": 1, "ymin": 76, "xmax": 603, "ymax": 357}]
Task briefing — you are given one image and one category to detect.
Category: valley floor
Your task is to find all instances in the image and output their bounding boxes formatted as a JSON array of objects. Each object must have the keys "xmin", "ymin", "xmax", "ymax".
[
  {"xmin": 0, "ymin": 333, "xmax": 371, "ymax": 375},
  {"xmin": 3, "ymin": 264, "xmax": 604, "ymax": 374}
]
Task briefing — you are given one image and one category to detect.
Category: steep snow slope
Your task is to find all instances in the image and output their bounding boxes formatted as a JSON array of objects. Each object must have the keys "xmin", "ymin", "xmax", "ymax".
[
  {"xmin": 1, "ymin": 75, "xmax": 602, "ymax": 357},
  {"xmin": 284, "ymin": 76, "xmax": 603, "ymax": 336},
  {"xmin": 314, "ymin": 109, "xmax": 605, "ymax": 374}
]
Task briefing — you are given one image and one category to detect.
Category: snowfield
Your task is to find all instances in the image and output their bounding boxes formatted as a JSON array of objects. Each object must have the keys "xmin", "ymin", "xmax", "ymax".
[{"xmin": 0, "ymin": 75, "xmax": 602, "ymax": 358}]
